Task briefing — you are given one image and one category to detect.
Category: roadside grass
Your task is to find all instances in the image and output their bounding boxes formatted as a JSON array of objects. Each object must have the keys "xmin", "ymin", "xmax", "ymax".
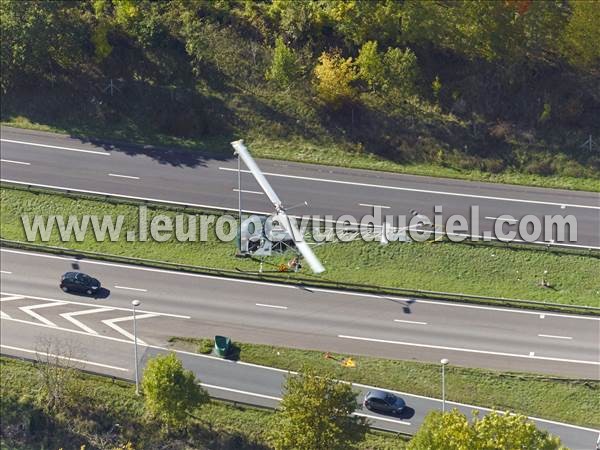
[
  {"xmin": 168, "ymin": 337, "xmax": 600, "ymax": 429},
  {"xmin": 1, "ymin": 187, "xmax": 599, "ymax": 307},
  {"xmin": 3, "ymin": 119, "xmax": 599, "ymax": 192},
  {"xmin": 0, "ymin": 356, "xmax": 405, "ymax": 449}
]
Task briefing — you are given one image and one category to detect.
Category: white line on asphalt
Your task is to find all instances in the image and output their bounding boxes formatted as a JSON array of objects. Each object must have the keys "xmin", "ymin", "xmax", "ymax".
[
  {"xmin": 0, "ymin": 311, "xmax": 10, "ymax": 319},
  {"xmin": 60, "ymin": 307, "xmax": 113, "ymax": 335},
  {"xmin": 3, "ymin": 249, "xmax": 599, "ymax": 322},
  {"xmin": 108, "ymin": 173, "xmax": 140, "ymax": 180},
  {"xmin": 218, "ymin": 167, "xmax": 600, "ymax": 210},
  {"xmin": 0, "ymin": 270, "xmax": 12, "ymax": 274},
  {"xmin": 233, "ymin": 188, "xmax": 264, "ymax": 195},
  {"xmin": 0, "ymin": 290, "xmax": 190, "ymax": 318},
  {"xmin": 485, "ymin": 216, "xmax": 517, "ymax": 223},
  {"xmin": 353, "ymin": 412, "xmax": 411, "ymax": 426},
  {"xmin": 304, "ymin": 285, "xmax": 600, "ymax": 321},
  {"xmin": 540, "ymin": 314, "xmax": 545, "ymax": 319},
  {"xmin": 201, "ymin": 383, "xmax": 282, "ymax": 401},
  {"xmin": 2, "ymin": 179, "xmax": 598, "ymax": 250},
  {"xmin": 337, "ymin": 335, "xmax": 597, "ymax": 366},
  {"xmin": 102, "ymin": 313, "xmax": 159, "ymax": 344},
  {"xmin": 538, "ymin": 334, "xmax": 573, "ymax": 340},
  {"xmin": 359, "ymin": 203, "xmax": 390, "ymax": 209},
  {"xmin": 19, "ymin": 301, "xmax": 68, "ymax": 327},
  {"xmin": 0, "ymin": 294, "xmax": 24, "ymax": 302},
  {"xmin": 114, "ymin": 285, "xmax": 147, "ymax": 292},
  {"xmin": 394, "ymin": 319, "xmax": 428, "ymax": 325},
  {"xmin": 1, "ymin": 159, "xmax": 30, "ymax": 165},
  {"xmin": 1, "ymin": 315, "xmax": 597, "ymax": 434},
  {"xmin": 255, "ymin": 303, "xmax": 288, "ymax": 310},
  {"xmin": 529, "ymin": 351, "xmax": 535, "ymax": 356},
  {"xmin": 0, "ymin": 344, "xmax": 128, "ymax": 371},
  {"xmin": 0, "ymin": 139, "xmax": 111, "ymax": 156}
]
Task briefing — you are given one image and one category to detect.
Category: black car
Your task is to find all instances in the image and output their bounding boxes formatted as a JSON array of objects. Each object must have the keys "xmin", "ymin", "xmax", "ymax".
[
  {"xmin": 60, "ymin": 272, "xmax": 101, "ymax": 295},
  {"xmin": 363, "ymin": 389, "xmax": 406, "ymax": 415}
]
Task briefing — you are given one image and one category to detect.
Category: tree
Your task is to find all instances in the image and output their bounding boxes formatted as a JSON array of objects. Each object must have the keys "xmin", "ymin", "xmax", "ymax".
[
  {"xmin": 270, "ymin": 368, "xmax": 368, "ymax": 450},
  {"xmin": 33, "ymin": 337, "xmax": 83, "ymax": 413},
  {"xmin": 409, "ymin": 409, "xmax": 564, "ymax": 450},
  {"xmin": 313, "ymin": 51, "xmax": 358, "ymax": 108},
  {"xmin": 561, "ymin": 0, "xmax": 600, "ymax": 71},
  {"xmin": 142, "ymin": 353, "xmax": 208, "ymax": 430},
  {"xmin": 266, "ymin": 37, "xmax": 300, "ymax": 88},
  {"xmin": 384, "ymin": 47, "xmax": 418, "ymax": 95},
  {"xmin": 356, "ymin": 41, "xmax": 385, "ymax": 91}
]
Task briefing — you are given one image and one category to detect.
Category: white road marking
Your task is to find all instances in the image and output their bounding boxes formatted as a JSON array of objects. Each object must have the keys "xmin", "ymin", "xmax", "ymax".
[
  {"xmin": 1, "ymin": 139, "xmax": 111, "ymax": 156},
  {"xmin": 218, "ymin": 167, "xmax": 600, "ymax": 210},
  {"xmin": 0, "ymin": 344, "xmax": 128, "ymax": 371},
  {"xmin": 114, "ymin": 285, "xmax": 147, "ymax": 292},
  {"xmin": 1, "ymin": 159, "xmax": 30, "ymax": 165},
  {"xmin": 1, "ymin": 315, "xmax": 597, "ymax": 435},
  {"xmin": 0, "ymin": 311, "xmax": 10, "ymax": 319},
  {"xmin": 337, "ymin": 335, "xmax": 597, "ymax": 366},
  {"xmin": 108, "ymin": 173, "xmax": 140, "ymax": 180},
  {"xmin": 0, "ymin": 294, "xmax": 24, "ymax": 302},
  {"xmin": 359, "ymin": 203, "xmax": 390, "ymax": 209},
  {"xmin": 19, "ymin": 301, "xmax": 67, "ymax": 327},
  {"xmin": 60, "ymin": 307, "xmax": 113, "ymax": 335},
  {"xmin": 394, "ymin": 319, "xmax": 428, "ymax": 325},
  {"xmin": 2, "ymin": 250, "xmax": 599, "ymax": 322},
  {"xmin": 540, "ymin": 314, "xmax": 545, "ymax": 319},
  {"xmin": 201, "ymin": 383, "xmax": 281, "ymax": 401},
  {"xmin": 2, "ymin": 179, "xmax": 597, "ymax": 250},
  {"xmin": 102, "ymin": 313, "xmax": 159, "ymax": 344},
  {"xmin": 538, "ymin": 334, "xmax": 573, "ymax": 340},
  {"xmin": 233, "ymin": 188, "xmax": 264, "ymax": 195},
  {"xmin": 353, "ymin": 412, "xmax": 411, "ymax": 426},
  {"xmin": 0, "ymin": 270, "xmax": 12, "ymax": 274},
  {"xmin": 255, "ymin": 303, "xmax": 288, "ymax": 310},
  {"xmin": 485, "ymin": 216, "xmax": 517, "ymax": 223},
  {"xmin": 0, "ymin": 291, "xmax": 190, "ymax": 318},
  {"xmin": 529, "ymin": 351, "xmax": 535, "ymax": 356}
]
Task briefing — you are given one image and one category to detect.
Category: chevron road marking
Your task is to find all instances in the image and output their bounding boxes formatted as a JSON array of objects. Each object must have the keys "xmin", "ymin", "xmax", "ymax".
[
  {"xmin": 60, "ymin": 307, "xmax": 114, "ymax": 335},
  {"xmin": 19, "ymin": 301, "xmax": 68, "ymax": 327},
  {"xmin": 102, "ymin": 313, "xmax": 159, "ymax": 345},
  {"xmin": 0, "ymin": 294, "xmax": 25, "ymax": 302}
]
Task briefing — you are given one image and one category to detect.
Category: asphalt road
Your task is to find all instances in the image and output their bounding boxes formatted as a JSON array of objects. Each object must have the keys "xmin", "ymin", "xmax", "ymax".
[
  {"xmin": 1, "ymin": 126, "xmax": 599, "ymax": 248},
  {"xmin": 1, "ymin": 311, "xmax": 598, "ymax": 449},
  {"xmin": 2, "ymin": 248, "xmax": 598, "ymax": 380}
]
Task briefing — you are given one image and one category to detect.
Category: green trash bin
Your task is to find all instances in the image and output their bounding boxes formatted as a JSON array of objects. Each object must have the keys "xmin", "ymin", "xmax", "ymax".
[{"xmin": 214, "ymin": 335, "xmax": 231, "ymax": 358}]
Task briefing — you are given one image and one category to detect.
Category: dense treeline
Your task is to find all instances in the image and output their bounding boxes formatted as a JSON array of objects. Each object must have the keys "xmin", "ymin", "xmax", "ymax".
[{"xmin": 1, "ymin": 0, "xmax": 599, "ymax": 182}]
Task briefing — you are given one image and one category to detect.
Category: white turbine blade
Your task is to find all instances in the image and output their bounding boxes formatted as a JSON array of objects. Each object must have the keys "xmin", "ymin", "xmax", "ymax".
[
  {"xmin": 231, "ymin": 140, "xmax": 282, "ymax": 209},
  {"xmin": 278, "ymin": 212, "xmax": 325, "ymax": 274}
]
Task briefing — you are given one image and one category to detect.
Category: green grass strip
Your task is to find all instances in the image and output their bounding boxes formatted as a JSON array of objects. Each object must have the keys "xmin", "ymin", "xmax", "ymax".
[{"xmin": 1, "ymin": 187, "xmax": 599, "ymax": 307}]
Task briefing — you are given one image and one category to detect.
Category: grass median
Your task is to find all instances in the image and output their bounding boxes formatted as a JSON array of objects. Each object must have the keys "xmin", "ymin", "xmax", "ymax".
[
  {"xmin": 168, "ymin": 337, "xmax": 600, "ymax": 429},
  {"xmin": 1, "ymin": 186, "xmax": 599, "ymax": 307},
  {"xmin": 0, "ymin": 357, "xmax": 404, "ymax": 449}
]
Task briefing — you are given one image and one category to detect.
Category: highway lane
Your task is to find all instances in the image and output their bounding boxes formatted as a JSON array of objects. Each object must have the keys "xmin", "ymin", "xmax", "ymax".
[
  {"xmin": 1, "ymin": 126, "xmax": 599, "ymax": 248},
  {"xmin": 1, "ymin": 319, "xmax": 597, "ymax": 449},
  {"xmin": 2, "ymin": 248, "xmax": 599, "ymax": 378}
]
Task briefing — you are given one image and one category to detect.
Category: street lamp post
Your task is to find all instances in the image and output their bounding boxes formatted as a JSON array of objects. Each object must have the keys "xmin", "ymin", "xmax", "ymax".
[
  {"xmin": 440, "ymin": 358, "xmax": 449, "ymax": 413},
  {"xmin": 132, "ymin": 299, "xmax": 141, "ymax": 395}
]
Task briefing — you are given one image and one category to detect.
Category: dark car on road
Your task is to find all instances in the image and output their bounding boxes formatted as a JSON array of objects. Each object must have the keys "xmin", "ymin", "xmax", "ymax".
[
  {"xmin": 60, "ymin": 272, "xmax": 101, "ymax": 295},
  {"xmin": 363, "ymin": 390, "xmax": 406, "ymax": 415}
]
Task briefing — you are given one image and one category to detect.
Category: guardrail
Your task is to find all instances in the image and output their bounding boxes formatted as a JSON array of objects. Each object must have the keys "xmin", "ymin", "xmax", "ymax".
[
  {"xmin": 2, "ymin": 238, "xmax": 598, "ymax": 315},
  {"xmin": 3, "ymin": 181, "xmax": 599, "ymax": 258}
]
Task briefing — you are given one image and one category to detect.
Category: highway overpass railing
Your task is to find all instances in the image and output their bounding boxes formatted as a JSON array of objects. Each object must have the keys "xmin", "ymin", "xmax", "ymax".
[{"xmin": 2, "ymin": 238, "xmax": 598, "ymax": 315}]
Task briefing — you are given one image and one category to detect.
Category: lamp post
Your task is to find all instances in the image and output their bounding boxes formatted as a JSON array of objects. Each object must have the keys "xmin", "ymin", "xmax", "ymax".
[
  {"xmin": 440, "ymin": 358, "xmax": 449, "ymax": 413},
  {"xmin": 132, "ymin": 299, "xmax": 140, "ymax": 395}
]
